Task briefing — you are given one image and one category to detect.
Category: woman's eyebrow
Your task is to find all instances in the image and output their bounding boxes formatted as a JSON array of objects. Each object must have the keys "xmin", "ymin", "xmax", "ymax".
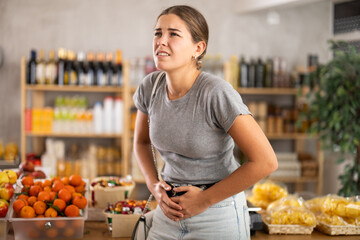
[{"xmin": 154, "ymin": 27, "xmax": 182, "ymax": 32}]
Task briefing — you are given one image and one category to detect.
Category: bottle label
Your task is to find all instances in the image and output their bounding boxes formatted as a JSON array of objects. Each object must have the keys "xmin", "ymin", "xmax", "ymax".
[
  {"xmin": 78, "ymin": 72, "xmax": 86, "ymax": 86},
  {"xmin": 70, "ymin": 70, "xmax": 77, "ymax": 85},
  {"xmin": 45, "ymin": 64, "xmax": 57, "ymax": 84},
  {"xmin": 36, "ymin": 64, "xmax": 45, "ymax": 84}
]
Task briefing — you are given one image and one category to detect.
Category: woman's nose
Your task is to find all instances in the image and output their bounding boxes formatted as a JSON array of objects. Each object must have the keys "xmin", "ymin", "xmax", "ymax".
[{"xmin": 158, "ymin": 36, "xmax": 167, "ymax": 46}]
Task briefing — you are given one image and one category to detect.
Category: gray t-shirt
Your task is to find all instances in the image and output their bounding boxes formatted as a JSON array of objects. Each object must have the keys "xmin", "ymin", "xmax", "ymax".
[{"xmin": 133, "ymin": 71, "xmax": 252, "ymax": 185}]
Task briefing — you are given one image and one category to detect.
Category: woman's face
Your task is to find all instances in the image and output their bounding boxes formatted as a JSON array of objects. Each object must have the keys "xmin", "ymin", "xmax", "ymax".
[{"xmin": 153, "ymin": 14, "xmax": 198, "ymax": 72}]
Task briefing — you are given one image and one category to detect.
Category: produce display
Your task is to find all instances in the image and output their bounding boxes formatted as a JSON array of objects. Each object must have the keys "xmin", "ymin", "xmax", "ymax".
[
  {"xmin": 18, "ymin": 160, "xmax": 46, "ymax": 179},
  {"xmin": 105, "ymin": 200, "xmax": 149, "ymax": 215},
  {"xmin": 13, "ymin": 174, "xmax": 87, "ymax": 218},
  {"xmin": 91, "ymin": 176, "xmax": 133, "ymax": 188},
  {"xmin": 0, "ymin": 169, "xmax": 17, "ymax": 218},
  {"xmin": 265, "ymin": 195, "xmax": 316, "ymax": 227},
  {"xmin": 306, "ymin": 195, "xmax": 360, "ymax": 226},
  {"xmin": 247, "ymin": 180, "xmax": 288, "ymax": 209}
]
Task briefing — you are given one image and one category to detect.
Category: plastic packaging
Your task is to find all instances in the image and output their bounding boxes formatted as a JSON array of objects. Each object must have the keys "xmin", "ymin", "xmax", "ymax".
[
  {"xmin": 93, "ymin": 102, "xmax": 103, "ymax": 134},
  {"xmin": 103, "ymin": 97, "xmax": 114, "ymax": 133},
  {"xmin": 114, "ymin": 97, "xmax": 124, "ymax": 134}
]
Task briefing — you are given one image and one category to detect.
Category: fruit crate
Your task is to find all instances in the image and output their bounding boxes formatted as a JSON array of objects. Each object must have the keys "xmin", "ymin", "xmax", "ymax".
[{"xmin": 8, "ymin": 179, "xmax": 89, "ymax": 240}]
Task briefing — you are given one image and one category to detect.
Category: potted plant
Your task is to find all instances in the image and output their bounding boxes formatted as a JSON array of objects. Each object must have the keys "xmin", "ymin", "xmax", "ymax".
[{"xmin": 299, "ymin": 40, "xmax": 360, "ymax": 197}]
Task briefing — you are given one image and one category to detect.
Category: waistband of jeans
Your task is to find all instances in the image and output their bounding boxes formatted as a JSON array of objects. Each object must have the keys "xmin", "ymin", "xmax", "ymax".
[{"xmin": 168, "ymin": 182, "xmax": 217, "ymax": 191}]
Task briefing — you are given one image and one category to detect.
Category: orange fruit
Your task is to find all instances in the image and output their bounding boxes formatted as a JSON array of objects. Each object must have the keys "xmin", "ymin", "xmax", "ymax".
[
  {"xmin": 20, "ymin": 206, "xmax": 36, "ymax": 218},
  {"xmin": 44, "ymin": 207, "xmax": 58, "ymax": 218},
  {"xmin": 49, "ymin": 191, "xmax": 57, "ymax": 201},
  {"xmin": 61, "ymin": 177, "xmax": 70, "ymax": 185},
  {"xmin": 72, "ymin": 192, "xmax": 82, "ymax": 199},
  {"xmin": 58, "ymin": 189, "xmax": 71, "ymax": 203},
  {"xmin": 27, "ymin": 228, "xmax": 40, "ymax": 238},
  {"xmin": 36, "ymin": 215, "xmax": 45, "ymax": 218},
  {"xmin": 42, "ymin": 179, "xmax": 52, "ymax": 187},
  {"xmin": 43, "ymin": 186, "xmax": 51, "ymax": 193},
  {"xmin": 21, "ymin": 185, "xmax": 31, "ymax": 195},
  {"xmin": 52, "ymin": 180, "xmax": 64, "ymax": 192},
  {"xmin": 21, "ymin": 176, "xmax": 34, "ymax": 186},
  {"xmin": 74, "ymin": 184, "xmax": 85, "ymax": 194},
  {"xmin": 53, "ymin": 198, "xmax": 66, "ymax": 212},
  {"xmin": 33, "ymin": 201, "xmax": 47, "ymax": 215},
  {"xmin": 45, "ymin": 228, "xmax": 58, "ymax": 238},
  {"xmin": 72, "ymin": 195, "xmax": 87, "ymax": 209},
  {"xmin": 29, "ymin": 185, "xmax": 42, "ymax": 197},
  {"xmin": 64, "ymin": 185, "xmax": 75, "ymax": 194},
  {"xmin": 64, "ymin": 205, "xmax": 80, "ymax": 217},
  {"xmin": 34, "ymin": 181, "xmax": 43, "ymax": 188},
  {"xmin": 37, "ymin": 191, "xmax": 51, "ymax": 202},
  {"xmin": 54, "ymin": 219, "xmax": 66, "ymax": 228},
  {"xmin": 17, "ymin": 194, "xmax": 29, "ymax": 202},
  {"xmin": 51, "ymin": 176, "xmax": 61, "ymax": 183},
  {"xmin": 63, "ymin": 227, "xmax": 75, "ymax": 237},
  {"xmin": 69, "ymin": 175, "xmax": 82, "ymax": 186},
  {"xmin": 27, "ymin": 196, "xmax": 37, "ymax": 206},
  {"xmin": 13, "ymin": 198, "xmax": 28, "ymax": 213}
]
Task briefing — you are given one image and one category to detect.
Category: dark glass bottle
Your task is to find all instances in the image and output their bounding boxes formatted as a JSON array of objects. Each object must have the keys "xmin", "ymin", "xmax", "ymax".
[
  {"xmin": 239, "ymin": 56, "xmax": 248, "ymax": 88},
  {"xmin": 264, "ymin": 58, "xmax": 273, "ymax": 88},
  {"xmin": 27, "ymin": 50, "xmax": 37, "ymax": 84},
  {"xmin": 64, "ymin": 51, "xmax": 78, "ymax": 85},
  {"xmin": 86, "ymin": 52, "xmax": 95, "ymax": 86},
  {"xmin": 248, "ymin": 59, "xmax": 256, "ymax": 88},
  {"xmin": 106, "ymin": 52, "xmax": 115, "ymax": 86},
  {"xmin": 96, "ymin": 52, "xmax": 107, "ymax": 86},
  {"xmin": 114, "ymin": 50, "xmax": 123, "ymax": 86},
  {"xmin": 76, "ymin": 52, "xmax": 86, "ymax": 86},
  {"xmin": 57, "ymin": 48, "xmax": 66, "ymax": 86},
  {"xmin": 255, "ymin": 58, "xmax": 264, "ymax": 88}
]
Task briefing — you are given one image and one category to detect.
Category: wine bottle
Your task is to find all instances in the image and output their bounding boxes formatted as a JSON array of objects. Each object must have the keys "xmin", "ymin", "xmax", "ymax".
[
  {"xmin": 255, "ymin": 58, "xmax": 264, "ymax": 88},
  {"xmin": 264, "ymin": 58, "xmax": 273, "ymax": 88},
  {"xmin": 239, "ymin": 56, "xmax": 248, "ymax": 88},
  {"xmin": 36, "ymin": 49, "xmax": 46, "ymax": 85},
  {"xmin": 77, "ymin": 52, "xmax": 86, "ymax": 86},
  {"xmin": 64, "ymin": 50, "xmax": 78, "ymax": 85},
  {"xmin": 106, "ymin": 52, "xmax": 115, "ymax": 86},
  {"xmin": 96, "ymin": 52, "xmax": 107, "ymax": 86},
  {"xmin": 57, "ymin": 48, "xmax": 67, "ymax": 86},
  {"xmin": 86, "ymin": 52, "xmax": 95, "ymax": 86},
  {"xmin": 248, "ymin": 59, "xmax": 256, "ymax": 88},
  {"xmin": 45, "ymin": 50, "xmax": 57, "ymax": 85},
  {"xmin": 114, "ymin": 50, "xmax": 123, "ymax": 86},
  {"xmin": 27, "ymin": 49, "xmax": 37, "ymax": 85}
]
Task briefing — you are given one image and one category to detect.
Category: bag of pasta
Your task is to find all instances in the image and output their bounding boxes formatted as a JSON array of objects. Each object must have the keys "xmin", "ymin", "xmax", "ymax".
[
  {"xmin": 265, "ymin": 205, "xmax": 317, "ymax": 227},
  {"xmin": 267, "ymin": 194, "xmax": 305, "ymax": 213},
  {"xmin": 247, "ymin": 180, "xmax": 288, "ymax": 209}
]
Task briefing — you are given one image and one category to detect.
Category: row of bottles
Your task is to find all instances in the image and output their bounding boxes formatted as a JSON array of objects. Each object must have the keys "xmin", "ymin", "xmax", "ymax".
[
  {"xmin": 25, "ymin": 95, "xmax": 124, "ymax": 134},
  {"xmin": 26, "ymin": 49, "xmax": 123, "ymax": 86},
  {"xmin": 226, "ymin": 56, "xmax": 293, "ymax": 89}
]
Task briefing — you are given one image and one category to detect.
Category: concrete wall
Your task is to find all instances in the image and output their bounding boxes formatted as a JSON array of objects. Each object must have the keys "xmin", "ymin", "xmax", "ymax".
[{"xmin": 0, "ymin": 0, "xmax": 340, "ymax": 194}]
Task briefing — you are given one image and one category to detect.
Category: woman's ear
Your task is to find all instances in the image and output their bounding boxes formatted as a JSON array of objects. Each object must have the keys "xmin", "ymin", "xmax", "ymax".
[{"xmin": 195, "ymin": 41, "xmax": 206, "ymax": 58}]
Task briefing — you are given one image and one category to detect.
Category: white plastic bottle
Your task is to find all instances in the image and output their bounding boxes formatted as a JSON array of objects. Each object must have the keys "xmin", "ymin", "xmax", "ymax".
[
  {"xmin": 103, "ymin": 96, "xmax": 114, "ymax": 133},
  {"xmin": 114, "ymin": 97, "xmax": 124, "ymax": 134},
  {"xmin": 93, "ymin": 101, "xmax": 103, "ymax": 134}
]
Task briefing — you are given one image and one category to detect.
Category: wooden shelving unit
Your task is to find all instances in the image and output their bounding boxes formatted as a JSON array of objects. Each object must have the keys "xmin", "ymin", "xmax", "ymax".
[
  {"xmin": 234, "ymin": 86, "xmax": 324, "ymax": 195},
  {"xmin": 20, "ymin": 57, "xmax": 133, "ymax": 177}
]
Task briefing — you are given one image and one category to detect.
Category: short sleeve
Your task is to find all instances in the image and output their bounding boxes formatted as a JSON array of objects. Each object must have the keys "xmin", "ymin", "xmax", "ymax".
[
  {"xmin": 133, "ymin": 71, "xmax": 160, "ymax": 114},
  {"xmin": 210, "ymin": 80, "xmax": 252, "ymax": 132}
]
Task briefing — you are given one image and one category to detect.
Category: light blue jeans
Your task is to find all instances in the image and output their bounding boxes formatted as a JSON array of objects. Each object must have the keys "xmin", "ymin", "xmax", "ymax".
[{"xmin": 147, "ymin": 192, "xmax": 250, "ymax": 240}]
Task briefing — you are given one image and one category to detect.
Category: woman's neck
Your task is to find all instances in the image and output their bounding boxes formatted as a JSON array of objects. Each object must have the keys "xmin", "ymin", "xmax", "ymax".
[{"xmin": 165, "ymin": 67, "xmax": 200, "ymax": 100}]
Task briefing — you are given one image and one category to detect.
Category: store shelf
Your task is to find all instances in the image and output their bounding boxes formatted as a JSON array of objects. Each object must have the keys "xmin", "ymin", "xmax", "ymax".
[
  {"xmin": 266, "ymin": 133, "xmax": 315, "ymax": 140},
  {"xmin": 25, "ymin": 85, "xmax": 124, "ymax": 93},
  {"xmin": 26, "ymin": 132, "xmax": 123, "ymax": 138},
  {"xmin": 237, "ymin": 88, "xmax": 298, "ymax": 95},
  {"xmin": 268, "ymin": 176, "xmax": 318, "ymax": 183}
]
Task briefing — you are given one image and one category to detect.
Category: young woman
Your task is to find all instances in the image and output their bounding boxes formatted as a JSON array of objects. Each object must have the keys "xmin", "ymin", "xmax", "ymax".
[{"xmin": 133, "ymin": 5, "xmax": 278, "ymax": 239}]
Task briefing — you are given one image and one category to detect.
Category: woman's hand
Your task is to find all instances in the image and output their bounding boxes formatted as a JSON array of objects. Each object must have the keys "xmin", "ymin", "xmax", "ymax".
[
  {"xmin": 151, "ymin": 181, "xmax": 184, "ymax": 221},
  {"xmin": 171, "ymin": 186, "xmax": 211, "ymax": 219}
]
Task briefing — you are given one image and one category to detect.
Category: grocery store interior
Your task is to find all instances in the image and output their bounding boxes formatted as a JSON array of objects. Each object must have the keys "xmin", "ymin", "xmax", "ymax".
[{"xmin": 0, "ymin": 0, "xmax": 359, "ymax": 239}]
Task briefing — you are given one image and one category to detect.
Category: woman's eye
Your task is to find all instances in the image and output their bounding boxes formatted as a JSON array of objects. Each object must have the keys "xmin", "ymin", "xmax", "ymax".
[
  {"xmin": 170, "ymin": 32, "xmax": 179, "ymax": 37},
  {"xmin": 154, "ymin": 32, "xmax": 161, "ymax": 37}
]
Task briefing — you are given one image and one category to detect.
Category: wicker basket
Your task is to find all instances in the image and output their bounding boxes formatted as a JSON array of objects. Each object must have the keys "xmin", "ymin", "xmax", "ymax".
[
  {"xmin": 264, "ymin": 220, "xmax": 315, "ymax": 235},
  {"xmin": 316, "ymin": 222, "xmax": 360, "ymax": 235}
]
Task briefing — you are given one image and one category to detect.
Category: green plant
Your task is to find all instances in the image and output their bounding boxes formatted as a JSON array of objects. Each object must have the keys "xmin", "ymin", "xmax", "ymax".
[{"xmin": 299, "ymin": 40, "xmax": 360, "ymax": 197}]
